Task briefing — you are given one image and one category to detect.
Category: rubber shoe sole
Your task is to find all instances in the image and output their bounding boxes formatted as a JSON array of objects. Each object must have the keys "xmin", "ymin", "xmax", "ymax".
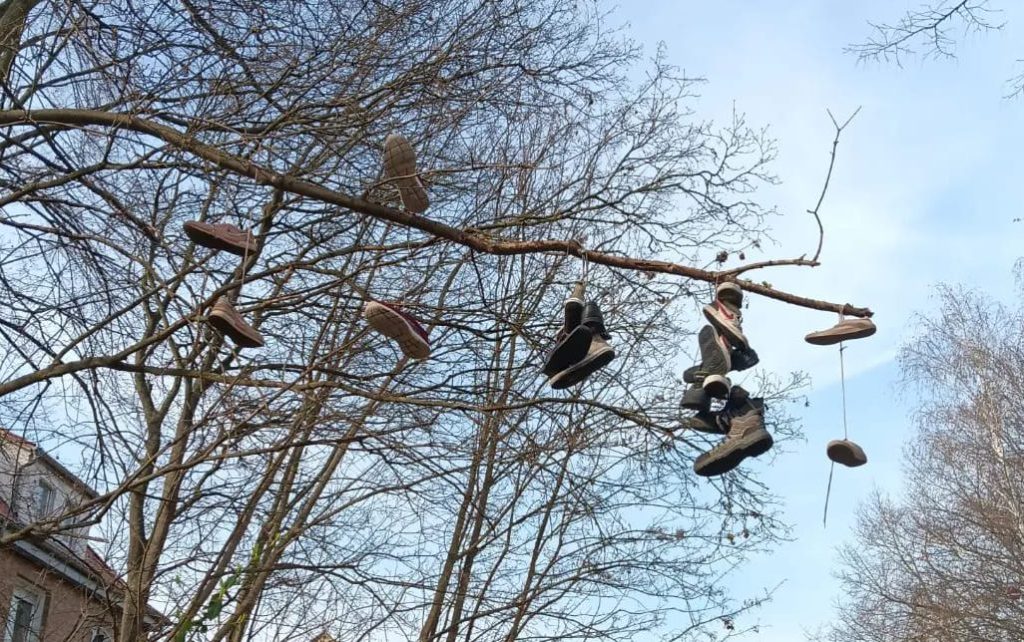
[
  {"xmin": 542, "ymin": 325, "xmax": 592, "ymax": 376},
  {"xmin": 208, "ymin": 298, "xmax": 264, "ymax": 348},
  {"xmin": 693, "ymin": 428, "xmax": 773, "ymax": 477},
  {"xmin": 827, "ymin": 439, "xmax": 868, "ymax": 467},
  {"xmin": 549, "ymin": 345, "xmax": 615, "ymax": 389},
  {"xmin": 383, "ymin": 134, "xmax": 429, "ymax": 213},
  {"xmin": 364, "ymin": 302, "xmax": 431, "ymax": 360}
]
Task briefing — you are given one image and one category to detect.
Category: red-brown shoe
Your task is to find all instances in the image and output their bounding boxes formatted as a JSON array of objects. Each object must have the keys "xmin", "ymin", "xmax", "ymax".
[
  {"xmin": 363, "ymin": 301, "xmax": 431, "ymax": 359},
  {"xmin": 184, "ymin": 221, "xmax": 257, "ymax": 257},
  {"xmin": 383, "ymin": 134, "xmax": 430, "ymax": 214},
  {"xmin": 208, "ymin": 297, "xmax": 265, "ymax": 348},
  {"xmin": 805, "ymin": 317, "xmax": 876, "ymax": 346},
  {"xmin": 826, "ymin": 439, "xmax": 867, "ymax": 467}
]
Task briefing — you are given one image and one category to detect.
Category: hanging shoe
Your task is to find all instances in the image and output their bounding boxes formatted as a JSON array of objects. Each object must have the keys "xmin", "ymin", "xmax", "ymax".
[
  {"xmin": 383, "ymin": 133, "xmax": 430, "ymax": 214},
  {"xmin": 730, "ymin": 344, "xmax": 759, "ymax": 371},
  {"xmin": 693, "ymin": 386, "xmax": 772, "ymax": 477},
  {"xmin": 183, "ymin": 221, "xmax": 257, "ymax": 257},
  {"xmin": 826, "ymin": 439, "xmax": 868, "ymax": 467},
  {"xmin": 683, "ymin": 410, "xmax": 726, "ymax": 434},
  {"xmin": 681, "ymin": 325, "xmax": 731, "ymax": 398},
  {"xmin": 805, "ymin": 317, "xmax": 877, "ymax": 346},
  {"xmin": 681, "ymin": 383, "xmax": 710, "ymax": 411},
  {"xmin": 703, "ymin": 282, "xmax": 749, "ymax": 351},
  {"xmin": 542, "ymin": 282, "xmax": 592, "ymax": 376},
  {"xmin": 208, "ymin": 296, "xmax": 265, "ymax": 348},
  {"xmin": 549, "ymin": 301, "xmax": 615, "ymax": 389},
  {"xmin": 716, "ymin": 281, "xmax": 743, "ymax": 308},
  {"xmin": 363, "ymin": 301, "xmax": 431, "ymax": 360}
]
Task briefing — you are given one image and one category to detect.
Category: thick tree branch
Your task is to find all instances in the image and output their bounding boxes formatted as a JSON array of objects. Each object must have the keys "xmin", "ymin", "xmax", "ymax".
[{"xmin": 0, "ymin": 109, "xmax": 873, "ymax": 317}]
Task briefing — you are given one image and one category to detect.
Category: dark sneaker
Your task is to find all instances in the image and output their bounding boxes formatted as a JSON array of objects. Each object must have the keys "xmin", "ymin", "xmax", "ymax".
[
  {"xmin": 383, "ymin": 133, "xmax": 429, "ymax": 213},
  {"xmin": 693, "ymin": 386, "xmax": 772, "ymax": 477},
  {"xmin": 681, "ymin": 384, "xmax": 710, "ymax": 412},
  {"xmin": 208, "ymin": 297, "xmax": 265, "ymax": 348},
  {"xmin": 543, "ymin": 282, "xmax": 592, "ymax": 376},
  {"xmin": 826, "ymin": 439, "xmax": 868, "ymax": 467},
  {"xmin": 363, "ymin": 301, "xmax": 431, "ymax": 359},
  {"xmin": 683, "ymin": 410, "xmax": 726, "ymax": 434},
  {"xmin": 548, "ymin": 302, "xmax": 615, "ymax": 389},
  {"xmin": 730, "ymin": 344, "xmax": 759, "ymax": 371},
  {"xmin": 684, "ymin": 325, "xmax": 731, "ymax": 397},
  {"xmin": 805, "ymin": 318, "xmax": 877, "ymax": 346},
  {"xmin": 184, "ymin": 221, "xmax": 257, "ymax": 257}
]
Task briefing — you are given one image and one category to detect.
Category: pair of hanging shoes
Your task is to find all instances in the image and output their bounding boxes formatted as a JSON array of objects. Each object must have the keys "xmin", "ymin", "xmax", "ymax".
[
  {"xmin": 184, "ymin": 220, "xmax": 265, "ymax": 349},
  {"xmin": 363, "ymin": 301, "xmax": 432, "ymax": 360},
  {"xmin": 542, "ymin": 282, "xmax": 616, "ymax": 389},
  {"xmin": 692, "ymin": 386, "xmax": 774, "ymax": 477}
]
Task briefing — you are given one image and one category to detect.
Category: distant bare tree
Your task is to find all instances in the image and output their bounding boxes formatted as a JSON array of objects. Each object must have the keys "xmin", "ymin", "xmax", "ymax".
[
  {"xmin": 849, "ymin": 1, "xmax": 1024, "ymax": 97},
  {"xmin": 0, "ymin": 1, "xmax": 869, "ymax": 641},
  {"xmin": 826, "ymin": 272, "xmax": 1024, "ymax": 642}
]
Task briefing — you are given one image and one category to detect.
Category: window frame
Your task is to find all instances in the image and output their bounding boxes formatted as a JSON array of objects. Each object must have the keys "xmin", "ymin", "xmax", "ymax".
[
  {"xmin": 3, "ymin": 586, "xmax": 45, "ymax": 642},
  {"xmin": 35, "ymin": 479, "xmax": 55, "ymax": 518}
]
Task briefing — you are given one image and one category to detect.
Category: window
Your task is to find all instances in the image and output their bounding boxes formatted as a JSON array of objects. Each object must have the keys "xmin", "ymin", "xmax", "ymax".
[
  {"xmin": 89, "ymin": 628, "xmax": 111, "ymax": 642},
  {"xmin": 34, "ymin": 480, "xmax": 54, "ymax": 518},
  {"xmin": 3, "ymin": 588, "xmax": 43, "ymax": 642}
]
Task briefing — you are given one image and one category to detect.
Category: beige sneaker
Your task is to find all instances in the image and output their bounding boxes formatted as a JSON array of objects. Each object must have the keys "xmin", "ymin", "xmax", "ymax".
[
  {"xmin": 363, "ymin": 301, "xmax": 431, "ymax": 360},
  {"xmin": 826, "ymin": 439, "xmax": 867, "ymax": 467},
  {"xmin": 383, "ymin": 134, "xmax": 429, "ymax": 214},
  {"xmin": 805, "ymin": 317, "xmax": 876, "ymax": 345},
  {"xmin": 208, "ymin": 297, "xmax": 265, "ymax": 348},
  {"xmin": 183, "ymin": 221, "xmax": 257, "ymax": 257}
]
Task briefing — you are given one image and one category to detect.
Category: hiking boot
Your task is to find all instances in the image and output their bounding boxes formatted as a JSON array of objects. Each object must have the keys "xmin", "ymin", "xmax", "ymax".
[
  {"xmin": 826, "ymin": 439, "xmax": 867, "ymax": 467},
  {"xmin": 363, "ymin": 301, "xmax": 431, "ymax": 359},
  {"xmin": 683, "ymin": 410, "xmax": 726, "ymax": 434},
  {"xmin": 542, "ymin": 282, "xmax": 592, "ymax": 376},
  {"xmin": 548, "ymin": 301, "xmax": 615, "ymax": 389},
  {"xmin": 681, "ymin": 384, "xmax": 710, "ymax": 412},
  {"xmin": 183, "ymin": 221, "xmax": 257, "ymax": 257},
  {"xmin": 703, "ymin": 295, "xmax": 748, "ymax": 351},
  {"xmin": 383, "ymin": 133, "xmax": 429, "ymax": 213},
  {"xmin": 693, "ymin": 386, "xmax": 772, "ymax": 477},
  {"xmin": 805, "ymin": 317, "xmax": 877, "ymax": 346},
  {"xmin": 208, "ymin": 297, "xmax": 265, "ymax": 348}
]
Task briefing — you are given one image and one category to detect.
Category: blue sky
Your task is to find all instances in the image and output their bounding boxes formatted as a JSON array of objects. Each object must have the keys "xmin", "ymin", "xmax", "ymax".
[{"xmin": 616, "ymin": 1, "xmax": 1024, "ymax": 640}]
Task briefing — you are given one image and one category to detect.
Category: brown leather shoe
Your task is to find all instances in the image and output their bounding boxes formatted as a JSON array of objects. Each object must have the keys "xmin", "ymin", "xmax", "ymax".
[
  {"xmin": 826, "ymin": 439, "xmax": 867, "ymax": 467},
  {"xmin": 184, "ymin": 221, "xmax": 257, "ymax": 257},
  {"xmin": 382, "ymin": 134, "xmax": 429, "ymax": 214},
  {"xmin": 208, "ymin": 297, "xmax": 264, "ymax": 348},
  {"xmin": 805, "ymin": 317, "xmax": 876, "ymax": 345}
]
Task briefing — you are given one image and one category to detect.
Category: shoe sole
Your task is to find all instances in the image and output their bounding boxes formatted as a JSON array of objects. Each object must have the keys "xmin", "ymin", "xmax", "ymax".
[
  {"xmin": 548, "ymin": 346, "xmax": 615, "ymax": 389},
  {"xmin": 805, "ymin": 326, "xmax": 877, "ymax": 346},
  {"xmin": 208, "ymin": 311, "xmax": 264, "ymax": 348},
  {"xmin": 364, "ymin": 302, "xmax": 431, "ymax": 360},
  {"xmin": 703, "ymin": 305, "xmax": 749, "ymax": 350},
  {"xmin": 827, "ymin": 441, "xmax": 868, "ymax": 467},
  {"xmin": 693, "ymin": 428, "xmax": 772, "ymax": 477},
  {"xmin": 184, "ymin": 222, "xmax": 252, "ymax": 257},
  {"xmin": 383, "ymin": 135, "xmax": 429, "ymax": 213},
  {"xmin": 543, "ymin": 325, "xmax": 592, "ymax": 377},
  {"xmin": 701, "ymin": 374, "xmax": 731, "ymax": 399},
  {"xmin": 698, "ymin": 325, "xmax": 731, "ymax": 375}
]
